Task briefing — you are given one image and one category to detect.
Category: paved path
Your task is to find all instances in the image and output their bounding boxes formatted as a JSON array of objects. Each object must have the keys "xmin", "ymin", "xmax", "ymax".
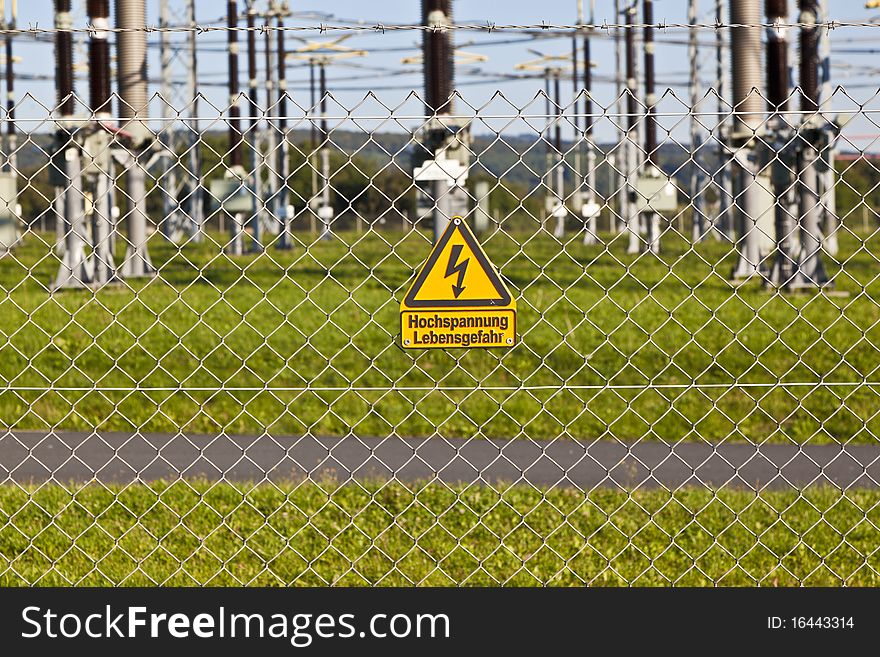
[{"xmin": 3, "ymin": 432, "xmax": 880, "ymax": 489}]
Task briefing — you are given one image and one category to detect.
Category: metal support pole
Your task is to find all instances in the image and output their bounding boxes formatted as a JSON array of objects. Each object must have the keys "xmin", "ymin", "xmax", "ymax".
[
  {"xmin": 688, "ymin": 0, "xmax": 709, "ymax": 242},
  {"xmin": 582, "ymin": 0, "xmax": 599, "ymax": 245},
  {"xmin": 228, "ymin": 211, "xmax": 243, "ymax": 254},
  {"xmin": 246, "ymin": 1, "xmax": 263, "ymax": 251},
  {"xmin": 572, "ymin": 0, "xmax": 582, "ymax": 218},
  {"xmin": 543, "ymin": 73, "xmax": 553, "ymax": 231},
  {"xmin": 227, "ymin": 1, "xmax": 242, "ymax": 171},
  {"xmin": 319, "ymin": 61, "xmax": 332, "ymax": 240},
  {"xmin": 226, "ymin": 0, "xmax": 244, "ymax": 255},
  {"xmin": 553, "ymin": 73, "xmax": 566, "ymax": 238},
  {"xmin": 625, "ymin": 2, "xmax": 640, "ymax": 255},
  {"xmin": 277, "ymin": 9, "xmax": 291, "ymax": 249},
  {"xmin": 4, "ymin": 0, "xmax": 16, "ymax": 174},
  {"xmin": 308, "ymin": 59, "xmax": 317, "ymax": 235},
  {"xmin": 159, "ymin": 0, "xmax": 179, "ymax": 242},
  {"xmin": 92, "ymin": 162, "xmax": 114, "ymax": 285},
  {"xmin": 264, "ymin": 17, "xmax": 278, "ymax": 237},
  {"xmin": 433, "ymin": 180, "xmax": 453, "ymax": 242},
  {"xmin": 52, "ymin": 147, "xmax": 93, "ymax": 289},
  {"xmin": 642, "ymin": 0, "xmax": 660, "ymax": 254},
  {"xmin": 53, "ymin": 190, "xmax": 64, "ymax": 254},
  {"xmin": 575, "ymin": 0, "xmax": 600, "ymax": 245},
  {"xmin": 187, "ymin": 0, "xmax": 203, "ymax": 241},
  {"xmin": 613, "ymin": 0, "xmax": 626, "ymax": 236},
  {"xmin": 120, "ymin": 151, "xmax": 152, "ymax": 277},
  {"xmin": 715, "ymin": 0, "xmax": 733, "ymax": 240},
  {"xmin": 818, "ymin": 0, "xmax": 838, "ymax": 256}
]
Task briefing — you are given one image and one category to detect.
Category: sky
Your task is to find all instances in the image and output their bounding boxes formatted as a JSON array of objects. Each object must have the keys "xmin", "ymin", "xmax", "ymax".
[{"xmin": 6, "ymin": 1, "xmax": 880, "ymax": 149}]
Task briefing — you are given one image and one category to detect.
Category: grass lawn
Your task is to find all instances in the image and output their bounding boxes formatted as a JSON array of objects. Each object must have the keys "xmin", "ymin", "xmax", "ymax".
[
  {"xmin": 0, "ymin": 227, "xmax": 879, "ymax": 442},
  {"xmin": 1, "ymin": 479, "xmax": 879, "ymax": 586}
]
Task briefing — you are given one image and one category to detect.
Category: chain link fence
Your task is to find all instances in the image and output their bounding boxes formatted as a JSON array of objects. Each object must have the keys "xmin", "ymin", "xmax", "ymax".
[{"xmin": 1, "ymin": 71, "xmax": 880, "ymax": 585}]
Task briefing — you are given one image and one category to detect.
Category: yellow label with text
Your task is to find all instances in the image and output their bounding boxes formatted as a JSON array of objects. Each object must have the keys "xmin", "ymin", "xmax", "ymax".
[{"xmin": 401, "ymin": 309, "xmax": 516, "ymax": 349}]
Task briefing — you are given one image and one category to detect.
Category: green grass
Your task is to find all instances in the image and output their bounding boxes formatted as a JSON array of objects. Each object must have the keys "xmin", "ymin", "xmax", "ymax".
[
  {"xmin": 1, "ymin": 227, "xmax": 880, "ymax": 442},
  {"xmin": 2, "ymin": 480, "xmax": 880, "ymax": 586}
]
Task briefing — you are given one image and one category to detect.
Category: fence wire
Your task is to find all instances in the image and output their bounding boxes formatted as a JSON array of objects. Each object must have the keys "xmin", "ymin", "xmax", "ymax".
[{"xmin": 2, "ymin": 83, "xmax": 880, "ymax": 586}]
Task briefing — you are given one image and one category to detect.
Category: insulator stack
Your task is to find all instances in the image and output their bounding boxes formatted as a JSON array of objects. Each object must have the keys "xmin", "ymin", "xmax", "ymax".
[
  {"xmin": 115, "ymin": 0, "xmax": 148, "ymax": 133},
  {"xmin": 227, "ymin": 0, "xmax": 242, "ymax": 167},
  {"xmin": 765, "ymin": 0, "xmax": 789, "ymax": 111},
  {"xmin": 643, "ymin": 0, "xmax": 657, "ymax": 161},
  {"xmin": 799, "ymin": 0, "xmax": 820, "ymax": 112},
  {"xmin": 278, "ymin": 14, "xmax": 287, "ymax": 133},
  {"xmin": 87, "ymin": 0, "xmax": 112, "ymax": 116},
  {"xmin": 422, "ymin": 0, "xmax": 454, "ymax": 115},
  {"xmin": 729, "ymin": 0, "xmax": 764, "ymax": 135},
  {"xmin": 625, "ymin": 5, "xmax": 636, "ymax": 131},
  {"xmin": 247, "ymin": 3, "xmax": 258, "ymax": 131},
  {"xmin": 55, "ymin": 0, "xmax": 74, "ymax": 118}
]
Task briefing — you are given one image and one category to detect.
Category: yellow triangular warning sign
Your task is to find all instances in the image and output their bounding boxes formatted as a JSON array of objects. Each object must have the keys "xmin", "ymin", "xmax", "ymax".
[
  {"xmin": 400, "ymin": 217, "xmax": 516, "ymax": 349},
  {"xmin": 403, "ymin": 218, "xmax": 513, "ymax": 308}
]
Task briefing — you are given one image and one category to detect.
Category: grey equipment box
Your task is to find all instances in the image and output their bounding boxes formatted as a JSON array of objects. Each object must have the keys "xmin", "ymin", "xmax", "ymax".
[
  {"xmin": 210, "ymin": 179, "xmax": 253, "ymax": 214},
  {"xmin": 635, "ymin": 175, "xmax": 678, "ymax": 213},
  {"xmin": 0, "ymin": 173, "xmax": 18, "ymax": 251}
]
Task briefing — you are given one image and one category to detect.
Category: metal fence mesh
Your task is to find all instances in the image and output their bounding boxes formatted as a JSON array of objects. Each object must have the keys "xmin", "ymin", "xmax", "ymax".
[{"xmin": 2, "ymin": 75, "xmax": 880, "ymax": 585}]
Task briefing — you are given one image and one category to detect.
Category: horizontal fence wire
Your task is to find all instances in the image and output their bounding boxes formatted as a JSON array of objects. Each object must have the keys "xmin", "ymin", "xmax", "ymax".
[{"xmin": 0, "ymin": 21, "xmax": 872, "ymax": 35}]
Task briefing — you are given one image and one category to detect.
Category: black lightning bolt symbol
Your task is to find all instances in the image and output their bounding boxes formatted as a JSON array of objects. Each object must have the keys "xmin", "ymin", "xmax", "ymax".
[{"xmin": 444, "ymin": 244, "xmax": 469, "ymax": 298}]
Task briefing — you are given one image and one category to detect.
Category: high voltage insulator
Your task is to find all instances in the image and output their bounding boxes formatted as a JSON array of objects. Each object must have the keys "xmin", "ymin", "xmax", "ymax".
[
  {"xmin": 54, "ymin": 0, "xmax": 74, "ymax": 118},
  {"xmin": 422, "ymin": 0, "xmax": 454, "ymax": 115},
  {"xmin": 799, "ymin": 0, "xmax": 820, "ymax": 112},
  {"xmin": 765, "ymin": 0, "xmax": 789, "ymax": 111},
  {"xmin": 115, "ymin": 0, "xmax": 154, "ymax": 279},
  {"xmin": 643, "ymin": 0, "xmax": 656, "ymax": 163},
  {"xmin": 227, "ymin": 0, "xmax": 242, "ymax": 169},
  {"xmin": 115, "ymin": 0, "xmax": 149, "ymax": 141},
  {"xmin": 729, "ymin": 0, "xmax": 763, "ymax": 137},
  {"xmin": 4, "ymin": 0, "xmax": 17, "ymax": 175},
  {"xmin": 87, "ymin": 0, "xmax": 111, "ymax": 116}
]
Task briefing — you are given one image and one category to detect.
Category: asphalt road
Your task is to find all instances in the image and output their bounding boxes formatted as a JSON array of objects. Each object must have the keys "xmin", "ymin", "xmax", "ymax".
[{"xmin": 2, "ymin": 431, "xmax": 880, "ymax": 489}]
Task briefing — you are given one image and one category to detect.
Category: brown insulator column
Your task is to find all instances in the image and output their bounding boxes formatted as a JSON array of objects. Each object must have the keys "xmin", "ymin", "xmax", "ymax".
[
  {"xmin": 643, "ymin": 0, "xmax": 656, "ymax": 163},
  {"xmin": 5, "ymin": 1, "xmax": 16, "ymax": 173},
  {"xmin": 87, "ymin": 0, "xmax": 111, "ymax": 116},
  {"xmin": 55, "ymin": 0, "xmax": 74, "ymax": 118},
  {"xmin": 227, "ymin": 0, "xmax": 242, "ymax": 169},
  {"xmin": 422, "ymin": 0, "xmax": 453, "ymax": 116},
  {"xmin": 765, "ymin": 0, "xmax": 789, "ymax": 113}
]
